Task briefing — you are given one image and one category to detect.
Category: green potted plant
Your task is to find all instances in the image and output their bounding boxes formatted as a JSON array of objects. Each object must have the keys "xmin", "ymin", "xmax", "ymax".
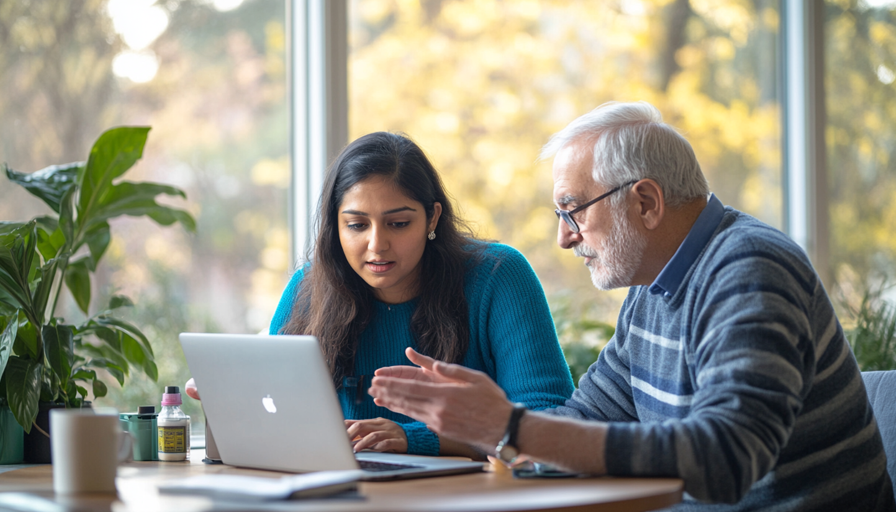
[{"xmin": 0, "ymin": 126, "xmax": 195, "ymax": 462}]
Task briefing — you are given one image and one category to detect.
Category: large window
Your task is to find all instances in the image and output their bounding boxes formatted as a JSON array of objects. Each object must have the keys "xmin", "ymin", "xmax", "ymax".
[
  {"xmin": 3, "ymin": 0, "xmax": 893, "ymax": 417},
  {"xmin": 0, "ymin": 0, "xmax": 288, "ymax": 424},
  {"xmin": 348, "ymin": 0, "xmax": 781, "ymax": 340}
]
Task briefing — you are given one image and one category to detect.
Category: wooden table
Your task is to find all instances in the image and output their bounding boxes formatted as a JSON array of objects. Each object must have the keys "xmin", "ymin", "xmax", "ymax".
[{"xmin": 0, "ymin": 450, "xmax": 682, "ymax": 512}]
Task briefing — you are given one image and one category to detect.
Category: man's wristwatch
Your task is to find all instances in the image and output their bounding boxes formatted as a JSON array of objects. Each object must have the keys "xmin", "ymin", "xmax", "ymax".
[{"xmin": 495, "ymin": 403, "xmax": 527, "ymax": 465}]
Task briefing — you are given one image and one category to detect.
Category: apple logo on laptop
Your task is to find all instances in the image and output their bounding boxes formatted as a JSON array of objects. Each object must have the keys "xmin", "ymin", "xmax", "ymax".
[{"xmin": 262, "ymin": 394, "xmax": 277, "ymax": 413}]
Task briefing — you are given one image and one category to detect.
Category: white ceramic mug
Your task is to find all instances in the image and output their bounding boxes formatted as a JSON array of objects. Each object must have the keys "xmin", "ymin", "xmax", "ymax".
[{"xmin": 50, "ymin": 408, "xmax": 133, "ymax": 494}]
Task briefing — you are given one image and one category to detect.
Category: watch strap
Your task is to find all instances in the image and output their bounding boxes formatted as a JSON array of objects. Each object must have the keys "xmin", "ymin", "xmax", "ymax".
[
  {"xmin": 504, "ymin": 403, "xmax": 526, "ymax": 448},
  {"xmin": 496, "ymin": 403, "xmax": 526, "ymax": 463}
]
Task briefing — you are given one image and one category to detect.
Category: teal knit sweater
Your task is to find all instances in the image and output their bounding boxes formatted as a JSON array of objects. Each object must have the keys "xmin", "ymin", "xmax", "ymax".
[{"xmin": 269, "ymin": 242, "xmax": 575, "ymax": 455}]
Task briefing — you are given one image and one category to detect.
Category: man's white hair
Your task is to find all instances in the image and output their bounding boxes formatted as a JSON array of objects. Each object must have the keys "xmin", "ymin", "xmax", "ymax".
[{"xmin": 540, "ymin": 101, "xmax": 709, "ymax": 208}]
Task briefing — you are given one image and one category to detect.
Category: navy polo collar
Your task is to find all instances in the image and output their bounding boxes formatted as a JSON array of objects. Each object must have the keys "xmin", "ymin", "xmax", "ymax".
[{"xmin": 648, "ymin": 193, "xmax": 724, "ymax": 298}]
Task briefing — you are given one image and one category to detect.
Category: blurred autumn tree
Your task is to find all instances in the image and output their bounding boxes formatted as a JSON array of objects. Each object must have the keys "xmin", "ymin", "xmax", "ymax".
[
  {"xmin": 348, "ymin": 0, "xmax": 895, "ymax": 365},
  {"xmin": 826, "ymin": 1, "xmax": 896, "ymax": 291},
  {"xmin": 0, "ymin": 0, "xmax": 288, "ymax": 420},
  {"xmin": 348, "ymin": 0, "xmax": 782, "ymax": 344}
]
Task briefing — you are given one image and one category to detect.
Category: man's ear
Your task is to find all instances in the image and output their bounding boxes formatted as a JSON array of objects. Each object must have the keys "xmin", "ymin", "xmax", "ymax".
[{"xmin": 631, "ymin": 179, "xmax": 664, "ymax": 230}]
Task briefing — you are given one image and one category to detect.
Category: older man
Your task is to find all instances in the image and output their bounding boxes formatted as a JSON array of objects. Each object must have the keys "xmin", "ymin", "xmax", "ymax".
[{"xmin": 369, "ymin": 102, "xmax": 894, "ymax": 511}]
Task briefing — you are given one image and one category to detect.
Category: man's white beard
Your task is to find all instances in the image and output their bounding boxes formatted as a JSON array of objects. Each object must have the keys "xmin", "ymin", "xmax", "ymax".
[{"xmin": 573, "ymin": 207, "xmax": 646, "ymax": 290}]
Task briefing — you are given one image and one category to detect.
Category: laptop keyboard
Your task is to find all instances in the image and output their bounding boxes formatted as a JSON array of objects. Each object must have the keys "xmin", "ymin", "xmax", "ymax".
[{"xmin": 358, "ymin": 459, "xmax": 424, "ymax": 472}]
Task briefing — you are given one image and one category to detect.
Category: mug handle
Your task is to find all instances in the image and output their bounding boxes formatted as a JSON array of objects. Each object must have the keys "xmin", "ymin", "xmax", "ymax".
[{"xmin": 118, "ymin": 431, "xmax": 135, "ymax": 463}]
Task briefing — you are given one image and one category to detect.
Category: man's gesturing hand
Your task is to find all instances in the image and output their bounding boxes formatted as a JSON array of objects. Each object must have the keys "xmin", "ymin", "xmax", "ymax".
[
  {"xmin": 369, "ymin": 348, "xmax": 513, "ymax": 451},
  {"xmin": 373, "ymin": 348, "xmax": 449, "ymax": 383}
]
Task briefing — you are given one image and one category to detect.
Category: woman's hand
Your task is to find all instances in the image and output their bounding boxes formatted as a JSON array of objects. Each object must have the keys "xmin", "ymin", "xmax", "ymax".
[
  {"xmin": 185, "ymin": 378, "xmax": 200, "ymax": 400},
  {"xmin": 345, "ymin": 418, "xmax": 408, "ymax": 453}
]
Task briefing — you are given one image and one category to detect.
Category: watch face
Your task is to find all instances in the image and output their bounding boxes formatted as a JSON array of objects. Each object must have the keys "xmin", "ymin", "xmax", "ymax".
[{"xmin": 497, "ymin": 443, "xmax": 519, "ymax": 464}]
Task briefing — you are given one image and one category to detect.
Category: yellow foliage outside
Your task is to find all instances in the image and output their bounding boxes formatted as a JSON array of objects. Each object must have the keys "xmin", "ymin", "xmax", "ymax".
[{"xmin": 349, "ymin": 0, "xmax": 782, "ymax": 323}]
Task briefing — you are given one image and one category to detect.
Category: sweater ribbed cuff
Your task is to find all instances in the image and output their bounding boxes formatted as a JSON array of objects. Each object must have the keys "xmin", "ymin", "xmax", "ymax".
[
  {"xmin": 605, "ymin": 423, "xmax": 634, "ymax": 475},
  {"xmin": 401, "ymin": 422, "xmax": 440, "ymax": 456},
  {"xmin": 605, "ymin": 422, "xmax": 679, "ymax": 478}
]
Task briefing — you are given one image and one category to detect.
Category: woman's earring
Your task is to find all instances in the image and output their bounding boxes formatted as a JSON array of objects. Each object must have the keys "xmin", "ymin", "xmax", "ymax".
[{"xmin": 428, "ymin": 231, "xmax": 436, "ymax": 241}]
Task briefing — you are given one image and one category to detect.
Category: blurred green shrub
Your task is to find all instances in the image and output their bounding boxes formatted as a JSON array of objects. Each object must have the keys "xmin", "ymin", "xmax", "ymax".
[
  {"xmin": 844, "ymin": 284, "xmax": 896, "ymax": 372},
  {"xmin": 551, "ymin": 292, "xmax": 616, "ymax": 386}
]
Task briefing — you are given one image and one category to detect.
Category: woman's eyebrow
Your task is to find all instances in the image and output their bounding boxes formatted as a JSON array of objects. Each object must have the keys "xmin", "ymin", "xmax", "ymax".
[
  {"xmin": 383, "ymin": 206, "xmax": 416, "ymax": 215},
  {"xmin": 340, "ymin": 206, "xmax": 417, "ymax": 216}
]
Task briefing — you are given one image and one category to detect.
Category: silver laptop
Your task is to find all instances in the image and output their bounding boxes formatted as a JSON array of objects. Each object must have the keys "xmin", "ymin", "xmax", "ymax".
[{"xmin": 178, "ymin": 333, "xmax": 484, "ymax": 480}]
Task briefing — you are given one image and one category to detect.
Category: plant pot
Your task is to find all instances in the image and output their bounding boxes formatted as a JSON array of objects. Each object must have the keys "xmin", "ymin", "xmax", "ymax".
[
  {"xmin": 0, "ymin": 405, "xmax": 24, "ymax": 464},
  {"xmin": 23, "ymin": 402, "xmax": 66, "ymax": 464},
  {"xmin": 22, "ymin": 402, "xmax": 93, "ymax": 463}
]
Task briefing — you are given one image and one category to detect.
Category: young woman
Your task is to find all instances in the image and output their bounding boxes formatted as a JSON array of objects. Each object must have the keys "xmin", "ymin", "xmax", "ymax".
[{"xmin": 268, "ymin": 132, "xmax": 574, "ymax": 458}]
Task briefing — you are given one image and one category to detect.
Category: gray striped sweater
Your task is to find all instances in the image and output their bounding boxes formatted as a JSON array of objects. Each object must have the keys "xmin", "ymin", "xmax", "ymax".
[{"xmin": 551, "ymin": 207, "xmax": 894, "ymax": 511}]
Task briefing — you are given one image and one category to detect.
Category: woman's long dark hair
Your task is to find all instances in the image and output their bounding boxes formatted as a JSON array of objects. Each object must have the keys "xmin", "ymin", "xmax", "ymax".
[{"xmin": 282, "ymin": 132, "xmax": 477, "ymax": 387}]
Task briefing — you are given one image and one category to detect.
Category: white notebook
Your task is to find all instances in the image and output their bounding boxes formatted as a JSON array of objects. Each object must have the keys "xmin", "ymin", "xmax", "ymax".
[{"xmin": 158, "ymin": 470, "xmax": 363, "ymax": 501}]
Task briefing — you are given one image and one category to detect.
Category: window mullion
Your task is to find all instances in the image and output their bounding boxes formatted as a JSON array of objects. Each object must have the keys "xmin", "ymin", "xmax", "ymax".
[
  {"xmin": 782, "ymin": 0, "xmax": 829, "ymax": 285},
  {"xmin": 288, "ymin": 0, "xmax": 348, "ymax": 267}
]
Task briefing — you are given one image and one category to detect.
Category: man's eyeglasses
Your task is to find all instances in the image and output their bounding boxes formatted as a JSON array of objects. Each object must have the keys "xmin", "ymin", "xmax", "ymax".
[{"xmin": 554, "ymin": 180, "xmax": 638, "ymax": 234}]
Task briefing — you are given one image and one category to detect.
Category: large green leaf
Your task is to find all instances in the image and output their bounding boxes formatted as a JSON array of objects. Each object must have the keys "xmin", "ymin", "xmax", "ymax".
[
  {"xmin": 0, "ymin": 222, "xmax": 37, "ymax": 316},
  {"xmin": 89, "ymin": 322, "xmax": 155, "ymax": 381},
  {"xmin": 0, "ymin": 315, "xmax": 17, "ymax": 381},
  {"xmin": 120, "ymin": 332, "xmax": 157, "ymax": 380},
  {"xmin": 77, "ymin": 127, "xmax": 150, "ymax": 234},
  {"xmin": 58, "ymin": 187, "xmax": 76, "ymax": 252},
  {"xmin": 32, "ymin": 256, "xmax": 64, "ymax": 325},
  {"xmin": 81, "ymin": 336, "xmax": 130, "ymax": 377},
  {"xmin": 82, "ymin": 222, "xmax": 111, "ymax": 270},
  {"xmin": 91, "ymin": 379, "xmax": 107, "ymax": 399},
  {"xmin": 4, "ymin": 162, "xmax": 82, "ymax": 214},
  {"xmin": 64, "ymin": 380, "xmax": 83, "ymax": 408},
  {"xmin": 0, "ymin": 222, "xmax": 26, "ymax": 237},
  {"xmin": 64, "ymin": 258, "xmax": 91, "ymax": 315},
  {"xmin": 143, "ymin": 359, "xmax": 159, "ymax": 382},
  {"xmin": 13, "ymin": 319, "xmax": 38, "ymax": 359},
  {"xmin": 80, "ymin": 181, "xmax": 196, "ymax": 233},
  {"xmin": 120, "ymin": 333, "xmax": 145, "ymax": 366},
  {"xmin": 32, "ymin": 216, "xmax": 59, "ymax": 234},
  {"xmin": 108, "ymin": 295, "xmax": 134, "ymax": 310},
  {"xmin": 147, "ymin": 207, "xmax": 197, "ymax": 232},
  {"xmin": 71, "ymin": 368, "xmax": 97, "ymax": 381},
  {"xmin": 81, "ymin": 355, "xmax": 125, "ymax": 386},
  {"xmin": 43, "ymin": 324, "xmax": 74, "ymax": 390},
  {"xmin": 94, "ymin": 316, "xmax": 154, "ymax": 357},
  {"xmin": 34, "ymin": 218, "xmax": 64, "ymax": 262},
  {"xmin": 40, "ymin": 365, "xmax": 60, "ymax": 403},
  {"xmin": 0, "ymin": 289, "xmax": 17, "ymax": 316},
  {"xmin": 5, "ymin": 356, "xmax": 41, "ymax": 433},
  {"xmin": 92, "ymin": 326, "xmax": 123, "ymax": 352}
]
